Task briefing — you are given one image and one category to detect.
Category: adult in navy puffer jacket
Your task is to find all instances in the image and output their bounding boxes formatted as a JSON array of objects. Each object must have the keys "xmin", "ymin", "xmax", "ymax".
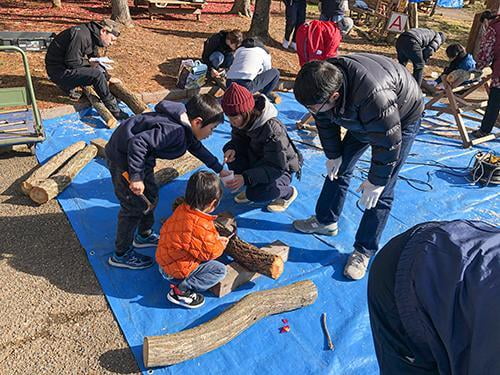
[
  {"xmin": 105, "ymin": 94, "xmax": 225, "ymax": 270},
  {"xmin": 368, "ymin": 220, "xmax": 500, "ymax": 375}
]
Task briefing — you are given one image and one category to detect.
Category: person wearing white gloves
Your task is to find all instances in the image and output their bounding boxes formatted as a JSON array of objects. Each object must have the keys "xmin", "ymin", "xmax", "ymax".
[{"xmin": 293, "ymin": 54, "xmax": 424, "ymax": 280}]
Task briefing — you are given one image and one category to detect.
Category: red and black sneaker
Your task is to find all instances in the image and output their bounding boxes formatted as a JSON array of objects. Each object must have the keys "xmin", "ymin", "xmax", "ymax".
[{"xmin": 167, "ymin": 284, "xmax": 205, "ymax": 309}]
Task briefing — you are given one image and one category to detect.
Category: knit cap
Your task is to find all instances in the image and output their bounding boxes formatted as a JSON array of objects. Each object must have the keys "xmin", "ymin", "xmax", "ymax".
[{"xmin": 221, "ymin": 83, "xmax": 255, "ymax": 116}]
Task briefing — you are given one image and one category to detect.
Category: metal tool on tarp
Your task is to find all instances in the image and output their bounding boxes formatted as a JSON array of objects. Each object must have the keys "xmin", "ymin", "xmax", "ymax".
[
  {"xmin": 321, "ymin": 312, "xmax": 335, "ymax": 351},
  {"xmin": 121, "ymin": 171, "xmax": 154, "ymax": 214}
]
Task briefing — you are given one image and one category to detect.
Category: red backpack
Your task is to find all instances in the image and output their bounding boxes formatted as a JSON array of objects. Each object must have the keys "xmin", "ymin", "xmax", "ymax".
[{"xmin": 296, "ymin": 20, "xmax": 342, "ymax": 67}]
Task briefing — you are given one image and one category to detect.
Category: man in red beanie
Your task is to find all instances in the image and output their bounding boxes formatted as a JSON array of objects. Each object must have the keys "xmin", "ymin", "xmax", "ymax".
[{"xmin": 221, "ymin": 83, "xmax": 302, "ymax": 212}]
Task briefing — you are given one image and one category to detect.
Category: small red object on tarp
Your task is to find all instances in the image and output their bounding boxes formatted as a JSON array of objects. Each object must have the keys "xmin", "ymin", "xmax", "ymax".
[{"xmin": 279, "ymin": 325, "xmax": 291, "ymax": 333}]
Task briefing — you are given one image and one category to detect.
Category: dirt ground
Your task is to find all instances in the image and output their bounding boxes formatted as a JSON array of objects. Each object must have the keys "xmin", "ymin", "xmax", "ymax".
[{"xmin": 0, "ymin": 1, "xmax": 483, "ymax": 374}]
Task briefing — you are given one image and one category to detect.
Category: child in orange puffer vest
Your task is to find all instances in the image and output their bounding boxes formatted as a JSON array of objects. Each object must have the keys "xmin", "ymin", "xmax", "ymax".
[{"xmin": 156, "ymin": 170, "xmax": 230, "ymax": 309}]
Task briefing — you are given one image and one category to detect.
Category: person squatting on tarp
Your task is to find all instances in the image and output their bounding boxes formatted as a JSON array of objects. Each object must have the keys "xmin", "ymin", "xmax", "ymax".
[
  {"xmin": 45, "ymin": 19, "xmax": 129, "ymax": 120},
  {"xmin": 368, "ymin": 220, "xmax": 500, "ymax": 375},
  {"xmin": 471, "ymin": 11, "xmax": 500, "ymax": 139},
  {"xmin": 395, "ymin": 28, "xmax": 446, "ymax": 86},
  {"xmin": 292, "ymin": 53, "xmax": 424, "ymax": 280},
  {"xmin": 201, "ymin": 29, "xmax": 243, "ymax": 80},
  {"xmin": 104, "ymin": 95, "xmax": 230, "ymax": 270}
]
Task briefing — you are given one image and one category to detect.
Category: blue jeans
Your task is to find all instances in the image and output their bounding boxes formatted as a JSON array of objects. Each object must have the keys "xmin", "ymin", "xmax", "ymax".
[
  {"xmin": 209, "ymin": 51, "xmax": 234, "ymax": 70},
  {"xmin": 226, "ymin": 68, "xmax": 280, "ymax": 97},
  {"xmin": 315, "ymin": 119, "xmax": 421, "ymax": 256},
  {"xmin": 160, "ymin": 261, "xmax": 227, "ymax": 292},
  {"xmin": 320, "ymin": 14, "xmax": 344, "ymax": 22}
]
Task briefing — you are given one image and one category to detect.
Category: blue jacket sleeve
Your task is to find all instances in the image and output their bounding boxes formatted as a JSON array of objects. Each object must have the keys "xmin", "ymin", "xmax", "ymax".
[
  {"xmin": 314, "ymin": 112, "xmax": 343, "ymax": 160},
  {"xmin": 188, "ymin": 140, "xmax": 223, "ymax": 173}
]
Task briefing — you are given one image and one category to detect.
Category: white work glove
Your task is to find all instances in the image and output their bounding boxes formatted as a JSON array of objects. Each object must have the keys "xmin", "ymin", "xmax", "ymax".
[
  {"xmin": 357, "ymin": 180, "xmax": 385, "ymax": 210},
  {"xmin": 326, "ymin": 157, "xmax": 342, "ymax": 181}
]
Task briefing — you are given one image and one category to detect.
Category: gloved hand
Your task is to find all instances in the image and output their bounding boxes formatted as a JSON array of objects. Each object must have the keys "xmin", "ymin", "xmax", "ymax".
[
  {"xmin": 326, "ymin": 157, "xmax": 342, "ymax": 181},
  {"xmin": 357, "ymin": 180, "xmax": 385, "ymax": 210}
]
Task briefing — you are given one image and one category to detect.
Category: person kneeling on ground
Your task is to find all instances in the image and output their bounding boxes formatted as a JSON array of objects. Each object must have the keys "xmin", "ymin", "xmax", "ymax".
[
  {"xmin": 156, "ymin": 171, "xmax": 230, "ymax": 309},
  {"xmin": 105, "ymin": 94, "xmax": 229, "ymax": 270},
  {"xmin": 368, "ymin": 220, "xmax": 500, "ymax": 374},
  {"xmin": 293, "ymin": 54, "xmax": 423, "ymax": 280},
  {"xmin": 395, "ymin": 28, "xmax": 446, "ymax": 86},
  {"xmin": 201, "ymin": 29, "xmax": 243, "ymax": 80},
  {"xmin": 221, "ymin": 83, "xmax": 302, "ymax": 213},
  {"xmin": 45, "ymin": 19, "xmax": 128, "ymax": 120},
  {"xmin": 226, "ymin": 37, "xmax": 282, "ymax": 104}
]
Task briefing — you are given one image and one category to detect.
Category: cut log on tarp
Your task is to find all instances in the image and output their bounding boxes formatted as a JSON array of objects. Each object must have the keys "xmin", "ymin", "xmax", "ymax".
[
  {"xmin": 21, "ymin": 141, "xmax": 86, "ymax": 195},
  {"xmin": 82, "ymin": 86, "xmax": 118, "ymax": 128},
  {"xmin": 143, "ymin": 280, "xmax": 318, "ymax": 368},
  {"xmin": 29, "ymin": 145, "xmax": 98, "ymax": 204},
  {"xmin": 90, "ymin": 138, "xmax": 108, "ymax": 158},
  {"xmin": 109, "ymin": 77, "xmax": 149, "ymax": 114},
  {"xmin": 215, "ymin": 220, "xmax": 284, "ymax": 279},
  {"xmin": 154, "ymin": 153, "xmax": 203, "ymax": 186}
]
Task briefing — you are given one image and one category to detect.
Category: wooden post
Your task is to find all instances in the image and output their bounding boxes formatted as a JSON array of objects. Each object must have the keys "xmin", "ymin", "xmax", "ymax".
[
  {"xmin": 143, "ymin": 280, "xmax": 318, "ymax": 368},
  {"xmin": 29, "ymin": 145, "xmax": 98, "ymax": 204},
  {"xmin": 21, "ymin": 141, "xmax": 86, "ymax": 195},
  {"xmin": 109, "ymin": 78, "xmax": 149, "ymax": 115},
  {"xmin": 82, "ymin": 86, "xmax": 118, "ymax": 129},
  {"xmin": 408, "ymin": 2, "xmax": 418, "ymax": 28}
]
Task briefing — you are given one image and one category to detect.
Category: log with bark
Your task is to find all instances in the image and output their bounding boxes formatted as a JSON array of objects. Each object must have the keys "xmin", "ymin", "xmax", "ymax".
[
  {"xmin": 90, "ymin": 138, "xmax": 108, "ymax": 159},
  {"xmin": 82, "ymin": 86, "xmax": 118, "ymax": 129},
  {"xmin": 109, "ymin": 77, "xmax": 149, "ymax": 115},
  {"xmin": 154, "ymin": 153, "xmax": 203, "ymax": 186},
  {"xmin": 21, "ymin": 141, "xmax": 86, "ymax": 195},
  {"xmin": 29, "ymin": 145, "xmax": 98, "ymax": 204},
  {"xmin": 143, "ymin": 280, "xmax": 318, "ymax": 368}
]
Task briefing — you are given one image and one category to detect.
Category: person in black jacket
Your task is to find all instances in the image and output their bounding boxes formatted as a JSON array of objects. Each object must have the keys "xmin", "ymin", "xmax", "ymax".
[
  {"xmin": 45, "ymin": 19, "xmax": 128, "ymax": 119},
  {"xmin": 368, "ymin": 220, "xmax": 500, "ymax": 374},
  {"xmin": 282, "ymin": 0, "xmax": 307, "ymax": 50},
  {"xmin": 293, "ymin": 54, "xmax": 424, "ymax": 280},
  {"xmin": 221, "ymin": 83, "xmax": 301, "ymax": 212},
  {"xmin": 201, "ymin": 29, "xmax": 243, "ymax": 77},
  {"xmin": 395, "ymin": 28, "xmax": 446, "ymax": 85},
  {"xmin": 105, "ymin": 94, "xmax": 229, "ymax": 270}
]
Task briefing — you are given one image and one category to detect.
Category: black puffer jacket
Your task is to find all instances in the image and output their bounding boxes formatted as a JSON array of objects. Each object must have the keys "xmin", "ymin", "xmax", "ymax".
[
  {"xmin": 223, "ymin": 95, "xmax": 301, "ymax": 186},
  {"xmin": 45, "ymin": 22, "xmax": 103, "ymax": 71},
  {"xmin": 315, "ymin": 53, "xmax": 424, "ymax": 186},
  {"xmin": 400, "ymin": 28, "xmax": 445, "ymax": 55}
]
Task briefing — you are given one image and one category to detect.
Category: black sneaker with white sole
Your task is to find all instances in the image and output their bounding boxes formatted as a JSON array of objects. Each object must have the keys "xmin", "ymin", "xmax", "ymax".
[{"xmin": 167, "ymin": 285, "xmax": 205, "ymax": 309}]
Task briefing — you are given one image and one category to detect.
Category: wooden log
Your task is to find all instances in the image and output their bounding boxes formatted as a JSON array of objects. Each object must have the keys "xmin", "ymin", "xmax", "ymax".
[
  {"xmin": 210, "ymin": 240, "xmax": 290, "ymax": 297},
  {"xmin": 215, "ymin": 221, "xmax": 284, "ymax": 279},
  {"xmin": 143, "ymin": 280, "xmax": 318, "ymax": 368},
  {"xmin": 82, "ymin": 86, "xmax": 118, "ymax": 129},
  {"xmin": 154, "ymin": 153, "xmax": 203, "ymax": 186},
  {"xmin": 109, "ymin": 77, "xmax": 149, "ymax": 115},
  {"xmin": 21, "ymin": 141, "xmax": 86, "ymax": 195},
  {"xmin": 29, "ymin": 145, "xmax": 98, "ymax": 204},
  {"xmin": 90, "ymin": 138, "xmax": 108, "ymax": 158}
]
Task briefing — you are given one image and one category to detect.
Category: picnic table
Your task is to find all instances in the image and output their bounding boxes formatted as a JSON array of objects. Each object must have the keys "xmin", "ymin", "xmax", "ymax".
[{"xmin": 134, "ymin": 0, "xmax": 205, "ymax": 21}]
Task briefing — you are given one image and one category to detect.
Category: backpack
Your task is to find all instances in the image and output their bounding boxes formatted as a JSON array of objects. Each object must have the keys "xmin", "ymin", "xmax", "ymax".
[{"xmin": 296, "ymin": 20, "xmax": 342, "ymax": 67}]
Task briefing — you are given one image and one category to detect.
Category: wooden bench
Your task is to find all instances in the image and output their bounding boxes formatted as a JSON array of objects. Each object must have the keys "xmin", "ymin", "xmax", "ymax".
[{"xmin": 134, "ymin": 0, "xmax": 205, "ymax": 21}]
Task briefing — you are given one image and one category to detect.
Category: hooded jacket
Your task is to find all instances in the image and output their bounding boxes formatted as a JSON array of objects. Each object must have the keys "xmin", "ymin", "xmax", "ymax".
[
  {"xmin": 223, "ymin": 95, "xmax": 301, "ymax": 186},
  {"xmin": 105, "ymin": 100, "xmax": 223, "ymax": 181},
  {"xmin": 314, "ymin": 53, "xmax": 424, "ymax": 186},
  {"xmin": 201, "ymin": 31, "xmax": 232, "ymax": 67},
  {"xmin": 45, "ymin": 21, "xmax": 104, "ymax": 71}
]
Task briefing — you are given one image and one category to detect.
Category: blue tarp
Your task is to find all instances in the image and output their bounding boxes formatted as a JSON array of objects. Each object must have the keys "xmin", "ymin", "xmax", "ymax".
[
  {"xmin": 436, "ymin": 0, "xmax": 463, "ymax": 8},
  {"xmin": 36, "ymin": 93, "xmax": 499, "ymax": 374}
]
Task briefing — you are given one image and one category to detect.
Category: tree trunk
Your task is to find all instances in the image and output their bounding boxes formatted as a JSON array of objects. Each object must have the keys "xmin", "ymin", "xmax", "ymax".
[
  {"xmin": 109, "ymin": 78, "xmax": 149, "ymax": 115},
  {"xmin": 21, "ymin": 141, "xmax": 86, "ymax": 195},
  {"xmin": 111, "ymin": 0, "xmax": 133, "ymax": 26},
  {"xmin": 51, "ymin": 0, "xmax": 62, "ymax": 8},
  {"xmin": 143, "ymin": 280, "xmax": 318, "ymax": 368},
  {"xmin": 229, "ymin": 0, "xmax": 252, "ymax": 17},
  {"xmin": 29, "ymin": 145, "xmax": 98, "ymax": 204},
  {"xmin": 82, "ymin": 86, "xmax": 119, "ymax": 129},
  {"xmin": 215, "ymin": 220, "xmax": 284, "ymax": 279},
  {"xmin": 248, "ymin": 0, "xmax": 272, "ymax": 38}
]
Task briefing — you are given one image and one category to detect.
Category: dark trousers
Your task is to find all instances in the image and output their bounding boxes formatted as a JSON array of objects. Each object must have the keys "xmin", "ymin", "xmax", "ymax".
[
  {"xmin": 284, "ymin": 0, "xmax": 307, "ymax": 42},
  {"xmin": 47, "ymin": 66, "xmax": 114, "ymax": 102},
  {"xmin": 208, "ymin": 51, "xmax": 234, "ymax": 70},
  {"xmin": 368, "ymin": 231, "xmax": 439, "ymax": 374},
  {"xmin": 228, "ymin": 155, "xmax": 293, "ymax": 202},
  {"xmin": 227, "ymin": 68, "xmax": 280, "ymax": 97},
  {"xmin": 396, "ymin": 36, "xmax": 425, "ymax": 86},
  {"xmin": 315, "ymin": 119, "xmax": 421, "ymax": 256},
  {"xmin": 480, "ymin": 87, "xmax": 500, "ymax": 133},
  {"xmin": 108, "ymin": 160, "xmax": 159, "ymax": 255}
]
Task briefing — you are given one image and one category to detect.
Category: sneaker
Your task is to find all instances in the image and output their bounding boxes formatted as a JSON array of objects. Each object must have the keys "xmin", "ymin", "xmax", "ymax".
[
  {"xmin": 293, "ymin": 215, "xmax": 338, "ymax": 236},
  {"xmin": 471, "ymin": 129, "xmax": 490, "ymax": 139},
  {"xmin": 282, "ymin": 39, "xmax": 290, "ymax": 49},
  {"xmin": 167, "ymin": 285, "xmax": 205, "ymax": 309},
  {"xmin": 108, "ymin": 249, "xmax": 153, "ymax": 270},
  {"xmin": 104, "ymin": 98, "xmax": 130, "ymax": 121},
  {"xmin": 234, "ymin": 191, "xmax": 251, "ymax": 204},
  {"xmin": 68, "ymin": 88, "xmax": 82, "ymax": 101},
  {"xmin": 343, "ymin": 250, "xmax": 370, "ymax": 280},
  {"xmin": 267, "ymin": 186, "xmax": 298, "ymax": 212},
  {"xmin": 133, "ymin": 231, "xmax": 160, "ymax": 248},
  {"xmin": 267, "ymin": 92, "xmax": 282, "ymax": 104},
  {"xmin": 289, "ymin": 42, "xmax": 297, "ymax": 51}
]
